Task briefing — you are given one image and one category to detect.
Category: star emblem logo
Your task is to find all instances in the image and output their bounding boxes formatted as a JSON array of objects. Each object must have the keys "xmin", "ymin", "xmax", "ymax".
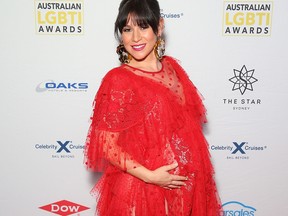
[{"xmin": 229, "ymin": 65, "xmax": 258, "ymax": 95}]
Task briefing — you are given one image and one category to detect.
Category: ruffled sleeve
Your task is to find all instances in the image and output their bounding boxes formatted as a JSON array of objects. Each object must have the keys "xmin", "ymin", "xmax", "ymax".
[
  {"xmin": 165, "ymin": 56, "xmax": 207, "ymax": 126},
  {"xmin": 84, "ymin": 68, "xmax": 144, "ymax": 172}
]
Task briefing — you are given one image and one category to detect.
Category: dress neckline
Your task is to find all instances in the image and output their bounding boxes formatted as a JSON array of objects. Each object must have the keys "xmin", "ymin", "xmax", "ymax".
[{"xmin": 121, "ymin": 57, "xmax": 165, "ymax": 74}]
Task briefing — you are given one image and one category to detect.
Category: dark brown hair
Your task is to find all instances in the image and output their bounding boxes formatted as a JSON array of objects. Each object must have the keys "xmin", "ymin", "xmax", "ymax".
[{"xmin": 114, "ymin": 0, "xmax": 161, "ymax": 41}]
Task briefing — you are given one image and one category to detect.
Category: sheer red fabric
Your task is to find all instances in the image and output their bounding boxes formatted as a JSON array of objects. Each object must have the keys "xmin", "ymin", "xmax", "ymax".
[{"xmin": 84, "ymin": 56, "xmax": 222, "ymax": 215}]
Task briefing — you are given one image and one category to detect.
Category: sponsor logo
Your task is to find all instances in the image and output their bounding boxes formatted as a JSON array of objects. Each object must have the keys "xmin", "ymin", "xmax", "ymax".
[
  {"xmin": 210, "ymin": 142, "xmax": 267, "ymax": 160},
  {"xmin": 223, "ymin": 65, "xmax": 261, "ymax": 111},
  {"xmin": 223, "ymin": 1, "xmax": 273, "ymax": 36},
  {"xmin": 35, "ymin": 0, "xmax": 84, "ymax": 35},
  {"xmin": 36, "ymin": 80, "xmax": 88, "ymax": 93},
  {"xmin": 39, "ymin": 200, "xmax": 89, "ymax": 216},
  {"xmin": 229, "ymin": 65, "xmax": 258, "ymax": 95},
  {"xmin": 35, "ymin": 140, "xmax": 85, "ymax": 159},
  {"xmin": 160, "ymin": 9, "xmax": 184, "ymax": 19},
  {"xmin": 222, "ymin": 201, "xmax": 256, "ymax": 216}
]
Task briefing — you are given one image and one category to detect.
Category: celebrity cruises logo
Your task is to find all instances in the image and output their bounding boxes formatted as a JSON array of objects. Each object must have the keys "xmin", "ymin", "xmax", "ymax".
[
  {"xmin": 160, "ymin": 9, "xmax": 184, "ymax": 19},
  {"xmin": 210, "ymin": 141, "xmax": 267, "ymax": 160},
  {"xmin": 39, "ymin": 200, "xmax": 89, "ymax": 215},
  {"xmin": 34, "ymin": 140, "xmax": 85, "ymax": 159}
]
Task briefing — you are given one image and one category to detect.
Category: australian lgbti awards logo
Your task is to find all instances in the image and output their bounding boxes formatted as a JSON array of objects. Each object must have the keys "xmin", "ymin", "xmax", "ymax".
[
  {"xmin": 223, "ymin": 65, "xmax": 261, "ymax": 111},
  {"xmin": 35, "ymin": 0, "xmax": 84, "ymax": 35},
  {"xmin": 223, "ymin": 1, "xmax": 273, "ymax": 36},
  {"xmin": 222, "ymin": 201, "xmax": 256, "ymax": 215},
  {"xmin": 35, "ymin": 140, "xmax": 85, "ymax": 159},
  {"xmin": 210, "ymin": 141, "xmax": 267, "ymax": 160},
  {"xmin": 39, "ymin": 200, "xmax": 89, "ymax": 216}
]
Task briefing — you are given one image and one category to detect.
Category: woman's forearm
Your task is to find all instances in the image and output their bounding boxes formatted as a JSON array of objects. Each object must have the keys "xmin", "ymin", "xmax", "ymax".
[{"xmin": 100, "ymin": 130, "xmax": 187, "ymax": 188}]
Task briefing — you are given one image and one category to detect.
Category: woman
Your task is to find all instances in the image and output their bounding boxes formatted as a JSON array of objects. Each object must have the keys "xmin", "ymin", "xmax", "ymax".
[{"xmin": 84, "ymin": 0, "xmax": 222, "ymax": 215}]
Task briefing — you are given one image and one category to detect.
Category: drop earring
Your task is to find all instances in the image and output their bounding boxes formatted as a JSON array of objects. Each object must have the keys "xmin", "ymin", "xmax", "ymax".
[
  {"xmin": 116, "ymin": 43, "xmax": 132, "ymax": 64},
  {"xmin": 154, "ymin": 38, "xmax": 165, "ymax": 60}
]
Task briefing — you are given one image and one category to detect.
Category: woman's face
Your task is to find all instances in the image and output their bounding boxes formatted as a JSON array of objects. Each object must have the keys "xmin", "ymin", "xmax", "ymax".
[{"xmin": 121, "ymin": 17, "xmax": 159, "ymax": 63}]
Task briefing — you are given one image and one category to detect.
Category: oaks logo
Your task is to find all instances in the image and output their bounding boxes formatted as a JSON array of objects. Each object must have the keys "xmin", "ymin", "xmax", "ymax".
[
  {"xmin": 39, "ymin": 200, "xmax": 89, "ymax": 215},
  {"xmin": 36, "ymin": 80, "xmax": 88, "ymax": 93}
]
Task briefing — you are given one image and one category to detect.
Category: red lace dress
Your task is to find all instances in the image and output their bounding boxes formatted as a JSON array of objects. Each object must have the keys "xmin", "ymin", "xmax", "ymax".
[{"xmin": 85, "ymin": 56, "xmax": 222, "ymax": 216}]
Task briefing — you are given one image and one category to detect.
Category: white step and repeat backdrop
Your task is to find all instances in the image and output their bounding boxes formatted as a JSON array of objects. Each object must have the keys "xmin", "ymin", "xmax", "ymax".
[{"xmin": 1, "ymin": 0, "xmax": 288, "ymax": 215}]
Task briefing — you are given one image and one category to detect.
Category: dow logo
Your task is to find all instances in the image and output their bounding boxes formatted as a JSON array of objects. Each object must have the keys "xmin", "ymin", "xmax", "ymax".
[
  {"xmin": 229, "ymin": 65, "xmax": 258, "ymax": 95},
  {"xmin": 222, "ymin": 201, "xmax": 256, "ymax": 216},
  {"xmin": 39, "ymin": 200, "xmax": 89, "ymax": 216}
]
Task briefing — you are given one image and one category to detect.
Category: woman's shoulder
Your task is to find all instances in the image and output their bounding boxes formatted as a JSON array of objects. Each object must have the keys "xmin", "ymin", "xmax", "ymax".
[
  {"xmin": 98, "ymin": 65, "xmax": 139, "ymax": 91},
  {"xmin": 162, "ymin": 55, "xmax": 188, "ymax": 76},
  {"xmin": 103, "ymin": 65, "xmax": 127, "ymax": 79},
  {"xmin": 100, "ymin": 65, "xmax": 133, "ymax": 85},
  {"xmin": 162, "ymin": 55, "xmax": 182, "ymax": 65}
]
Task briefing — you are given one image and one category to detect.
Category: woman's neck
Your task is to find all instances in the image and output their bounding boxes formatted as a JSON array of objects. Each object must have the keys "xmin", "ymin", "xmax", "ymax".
[{"xmin": 129, "ymin": 57, "xmax": 162, "ymax": 72}]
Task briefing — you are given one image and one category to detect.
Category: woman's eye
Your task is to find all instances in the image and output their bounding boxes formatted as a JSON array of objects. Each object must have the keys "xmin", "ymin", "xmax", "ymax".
[
  {"xmin": 123, "ymin": 28, "xmax": 131, "ymax": 32},
  {"xmin": 140, "ymin": 25, "xmax": 149, "ymax": 30}
]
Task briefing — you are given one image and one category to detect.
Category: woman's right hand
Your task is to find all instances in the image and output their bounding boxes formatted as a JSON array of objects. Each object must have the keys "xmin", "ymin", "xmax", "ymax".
[{"xmin": 148, "ymin": 163, "xmax": 188, "ymax": 190}]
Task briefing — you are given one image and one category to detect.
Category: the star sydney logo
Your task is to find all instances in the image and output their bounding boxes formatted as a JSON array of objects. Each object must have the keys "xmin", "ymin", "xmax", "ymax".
[{"xmin": 229, "ymin": 65, "xmax": 258, "ymax": 95}]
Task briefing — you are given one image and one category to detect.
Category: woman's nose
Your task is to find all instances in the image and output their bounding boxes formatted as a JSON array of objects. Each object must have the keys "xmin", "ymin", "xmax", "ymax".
[{"xmin": 132, "ymin": 29, "xmax": 141, "ymax": 42}]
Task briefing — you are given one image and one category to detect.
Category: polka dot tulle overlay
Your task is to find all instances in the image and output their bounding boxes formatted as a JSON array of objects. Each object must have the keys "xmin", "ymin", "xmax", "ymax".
[
  {"xmin": 85, "ymin": 56, "xmax": 222, "ymax": 215},
  {"xmin": 123, "ymin": 59, "xmax": 185, "ymax": 105}
]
